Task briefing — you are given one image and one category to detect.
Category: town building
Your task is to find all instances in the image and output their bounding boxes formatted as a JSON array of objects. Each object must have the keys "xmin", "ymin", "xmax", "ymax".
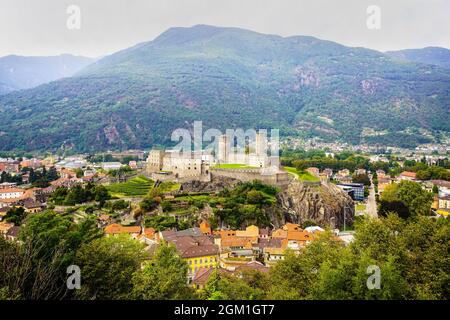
[
  {"xmin": 160, "ymin": 228, "xmax": 219, "ymax": 280},
  {"xmin": 355, "ymin": 168, "xmax": 367, "ymax": 175},
  {"xmin": 438, "ymin": 195, "xmax": 450, "ymax": 210},
  {"xmin": 20, "ymin": 158, "xmax": 42, "ymax": 169},
  {"xmin": 0, "ymin": 160, "xmax": 20, "ymax": 173},
  {"xmin": 101, "ymin": 162, "xmax": 123, "ymax": 171},
  {"xmin": 377, "ymin": 177, "xmax": 392, "ymax": 193},
  {"xmin": 376, "ymin": 170, "xmax": 387, "ymax": 179},
  {"xmin": 104, "ymin": 223, "xmax": 142, "ymax": 238},
  {"xmin": 336, "ymin": 183, "xmax": 365, "ymax": 201},
  {"xmin": 397, "ymin": 171, "xmax": 417, "ymax": 182},
  {"xmin": 0, "ymin": 182, "xmax": 17, "ymax": 189},
  {"xmin": 338, "ymin": 169, "xmax": 351, "ymax": 177},
  {"xmin": 430, "ymin": 180, "xmax": 450, "ymax": 197},
  {"xmin": 0, "ymin": 188, "xmax": 25, "ymax": 200}
]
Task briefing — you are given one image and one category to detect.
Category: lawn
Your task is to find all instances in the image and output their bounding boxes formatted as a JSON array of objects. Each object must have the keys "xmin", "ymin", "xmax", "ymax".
[
  {"xmin": 106, "ymin": 175, "xmax": 154, "ymax": 198},
  {"xmin": 356, "ymin": 204, "xmax": 367, "ymax": 211},
  {"xmin": 283, "ymin": 167, "xmax": 320, "ymax": 182},
  {"xmin": 212, "ymin": 163, "xmax": 258, "ymax": 169}
]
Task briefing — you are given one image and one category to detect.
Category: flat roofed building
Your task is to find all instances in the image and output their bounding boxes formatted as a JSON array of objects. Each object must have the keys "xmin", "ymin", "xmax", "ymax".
[{"xmin": 337, "ymin": 183, "xmax": 364, "ymax": 201}]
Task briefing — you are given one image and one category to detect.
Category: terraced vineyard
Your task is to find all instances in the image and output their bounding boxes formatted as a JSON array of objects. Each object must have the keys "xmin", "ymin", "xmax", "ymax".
[
  {"xmin": 106, "ymin": 175, "xmax": 154, "ymax": 198},
  {"xmin": 157, "ymin": 181, "xmax": 181, "ymax": 193}
]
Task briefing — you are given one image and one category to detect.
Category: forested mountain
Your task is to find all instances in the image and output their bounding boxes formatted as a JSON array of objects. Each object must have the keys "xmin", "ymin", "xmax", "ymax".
[
  {"xmin": 0, "ymin": 54, "xmax": 95, "ymax": 94},
  {"xmin": 0, "ymin": 25, "xmax": 449, "ymax": 152},
  {"xmin": 386, "ymin": 47, "xmax": 450, "ymax": 69}
]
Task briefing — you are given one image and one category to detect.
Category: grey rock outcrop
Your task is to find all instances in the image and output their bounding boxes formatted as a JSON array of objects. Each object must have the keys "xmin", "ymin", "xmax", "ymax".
[{"xmin": 278, "ymin": 180, "xmax": 354, "ymax": 229}]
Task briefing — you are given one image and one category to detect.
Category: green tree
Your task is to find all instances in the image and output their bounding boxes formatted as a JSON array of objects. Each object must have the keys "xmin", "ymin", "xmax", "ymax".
[
  {"xmin": 432, "ymin": 184, "xmax": 439, "ymax": 194},
  {"xmin": 5, "ymin": 207, "xmax": 26, "ymax": 226},
  {"xmin": 246, "ymin": 190, "xmax": 265, "ymax": 205},
  {"xmin": 203, "ymin": 269, "xmax": 269, "ymax": 300},
  {"xmin": 352, "ymin": 174, "xmax": 371, "ymax": 186},
  {"xmin": 380, "ymin": 181, "xmax": 433, "ymax": 219},
  {"xmin": 132, "ymin": 243, "xmax": 192, "ymax": 300},
  {"xmin": 93, "ymin": 185, "xmax": 110, "ymax": 206},
  {"xmin": 75, "ymin": 234, "xmax": 146, "ymax": 300},
  {"xmin": 20, "ymin": 212, "xmax": 102, "ymax": 263}
]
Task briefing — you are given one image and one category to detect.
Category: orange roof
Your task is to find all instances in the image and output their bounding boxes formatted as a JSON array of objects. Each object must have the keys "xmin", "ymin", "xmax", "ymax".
[
  {"xmin": 264, "ymin": 247, "xmax": 285, "ymax": 255},
  {"xmin": 272, "ymin": 228, "xmax": 288, "ymax": 239},
  {"xmin": 286, "ymin": 230, "xmax": 313, "ymax": 242},
  {"xmin": 400, "ymin": 171, "xmax": 417, "ymax": 178},
  {"xmin": 104, "ymin": 223, "xmax": 141, "ymax": 235},
  {"xmin": 213, "ymin": 230, "xmax": 236, "ymax": 237},
  {"xmin": 0, "ymin": 222, "xmax": 14, "ymax": 233},
  {"xmin": 144, "ymin": 227, "xmax": 156, "ymax": 238},
  {"xmin": 282, "ymin": 223, "xmax": 302, "ymax": 232},
  {"xmin": 221, "ymin": 235, "xmax": 253, "ymax": 248}
]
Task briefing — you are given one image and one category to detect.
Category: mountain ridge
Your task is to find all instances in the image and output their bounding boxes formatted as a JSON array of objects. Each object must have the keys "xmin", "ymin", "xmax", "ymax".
[
  {"xmin": 0, "ymin": 54, "xmax": 96, "ymax": 95},
  {"xmin": 0, "ymin": 25, "xmax": 449, "ymax": 152},
  {"xmin": 386, "ymin": 47, "xmax": 450, "ymax": 69}
]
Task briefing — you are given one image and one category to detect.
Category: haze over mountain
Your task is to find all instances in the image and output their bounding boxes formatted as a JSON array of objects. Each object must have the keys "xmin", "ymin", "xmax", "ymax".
[
  {"xmin": 0, "ymin": 54, "xmax": 95, "ymax": 95},
  {"xmin": 0, "ymin": 25, "xmax": 449, "ymax": 152},
  {"xmin": 386, "ymin": 47, "xmax": 450, "ymax": 70}
]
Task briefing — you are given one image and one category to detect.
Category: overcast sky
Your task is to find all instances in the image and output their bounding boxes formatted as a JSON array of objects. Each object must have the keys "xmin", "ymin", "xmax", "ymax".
[{"xmin": 0, "ymin": 0, "xmax": 448, "ymax": 58}]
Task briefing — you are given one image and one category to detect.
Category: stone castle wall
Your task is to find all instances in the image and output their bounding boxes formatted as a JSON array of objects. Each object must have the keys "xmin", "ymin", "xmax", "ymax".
[{"xmin": 210, "ymin": 168, "xmax": 290, "ymax": 186}]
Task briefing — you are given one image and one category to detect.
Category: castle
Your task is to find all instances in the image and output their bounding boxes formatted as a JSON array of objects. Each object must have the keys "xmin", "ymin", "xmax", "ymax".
[{"xmin": 146, "ymin": 132, "xmax": 289, "ymax": 186}]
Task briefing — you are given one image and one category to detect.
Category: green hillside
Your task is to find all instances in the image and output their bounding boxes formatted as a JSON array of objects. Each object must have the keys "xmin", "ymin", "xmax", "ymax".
[
  {"xmin": 0, "ymin": 25, "xmax": 449, "ymax": 151},
  {"xmin": 106, "ymin": 175, "xmax": 154, "ymax": 198}
]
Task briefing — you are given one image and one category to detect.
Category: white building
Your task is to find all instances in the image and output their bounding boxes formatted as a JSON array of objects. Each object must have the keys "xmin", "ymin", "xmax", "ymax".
[
  {"xmin": 102, "ymin": 162, "xmax": 123, "ymax": 171},
  {"xmin": 0, "ymin": 188, "xmax": 24, "ymax": 200}
]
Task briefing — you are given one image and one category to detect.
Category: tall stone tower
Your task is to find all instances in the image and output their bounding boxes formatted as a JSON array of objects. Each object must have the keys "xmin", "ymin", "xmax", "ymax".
[
  {"xmin": 255, "ymin": 131, "xmax": 267, "ymax": 156},
  {"xmin": 146, "ymin": 149, "xmax": 165, "ymax": 173},
  {"xmin": 218, "ymin": 134, "xmax": 229, "ymax": 164}
]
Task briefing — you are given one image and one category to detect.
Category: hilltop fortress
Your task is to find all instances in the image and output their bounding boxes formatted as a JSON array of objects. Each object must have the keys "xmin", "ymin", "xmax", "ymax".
[{"xmin": 146, "ymin": 132, "xmax": 290, "ymax": 186}]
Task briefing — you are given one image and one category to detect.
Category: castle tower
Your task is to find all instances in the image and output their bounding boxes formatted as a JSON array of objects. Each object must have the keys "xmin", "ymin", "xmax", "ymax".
[
  {"xmin": 218, "ymin": 134, "xmax": 229, "ymax": 163},
  {"xmin": 146, "ymin": 149, "xmax": 165, "ymax": 173},
  {"xmin": 255, "ymin": 131, "xmax": 267, "ymax": 156}
]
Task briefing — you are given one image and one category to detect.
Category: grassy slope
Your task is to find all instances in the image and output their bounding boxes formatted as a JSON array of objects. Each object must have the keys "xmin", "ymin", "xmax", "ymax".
[
  {"xmin": 106, "ymin": 175, "xmax": 154, "ymax": 198},
  {"xmin": 283, "ymin": 166, "xmax": 320, "ymax": 182}
]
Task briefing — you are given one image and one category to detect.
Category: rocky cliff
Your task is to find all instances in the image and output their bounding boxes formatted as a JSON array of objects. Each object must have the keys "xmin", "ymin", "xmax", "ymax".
[
  {"xmin": 179, "ymin": 177, "xmax": 354, "ymax": 229},
  {"xmin": 278, "ymin": 181, "xmax": 354, "ymax": 229},
  {"xmin": 180, "ymin": 176, "xmax": 241, "ymax": 193}
]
